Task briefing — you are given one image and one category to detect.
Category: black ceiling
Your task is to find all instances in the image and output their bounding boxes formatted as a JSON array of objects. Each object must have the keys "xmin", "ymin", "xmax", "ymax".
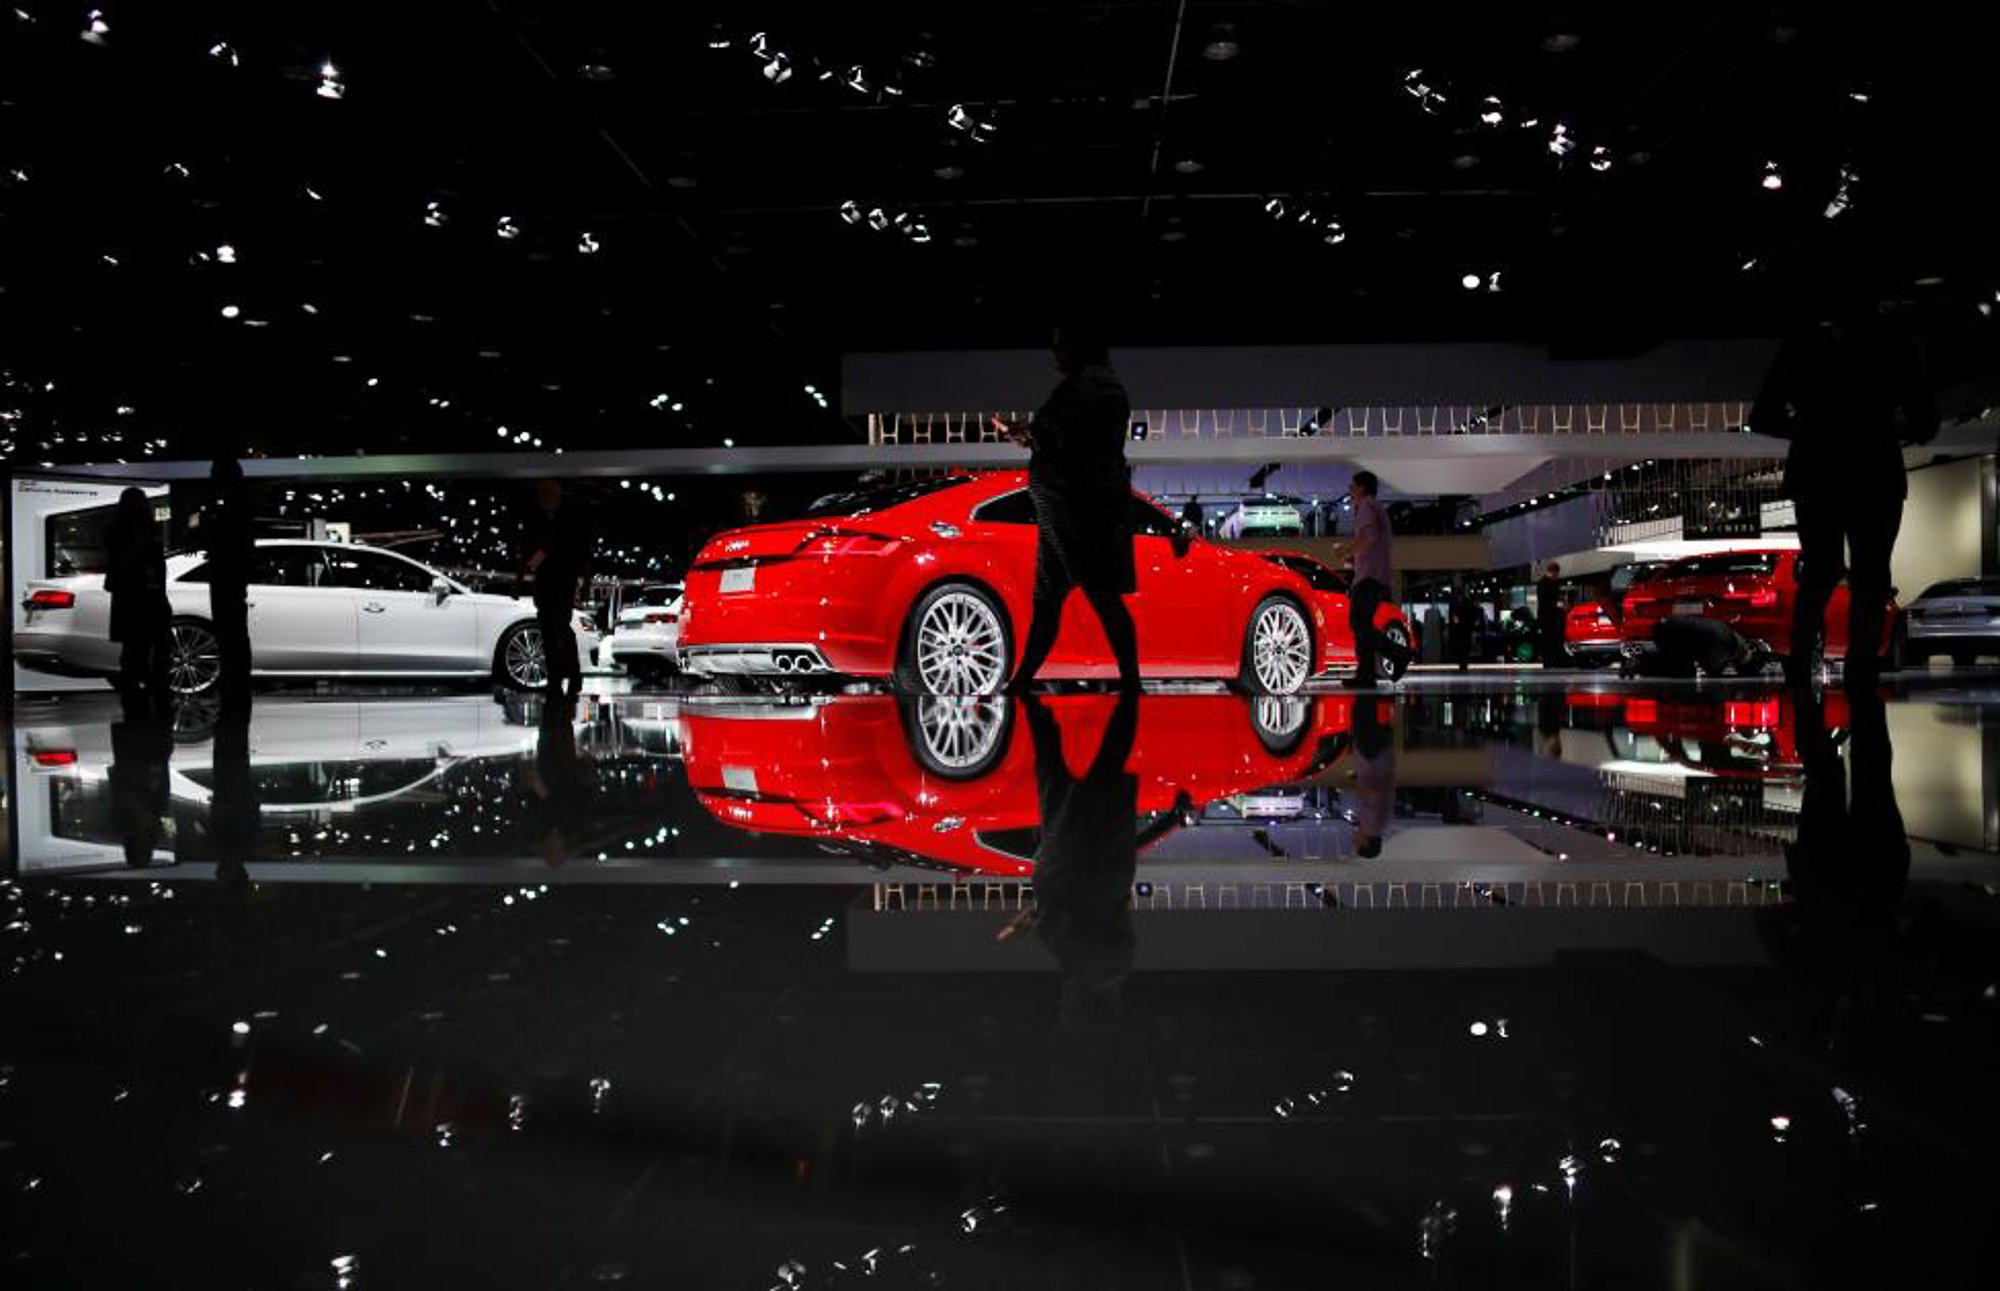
[{"xmin": 2, "ymin": 1, "xmax": 1995, "ymax": 462}]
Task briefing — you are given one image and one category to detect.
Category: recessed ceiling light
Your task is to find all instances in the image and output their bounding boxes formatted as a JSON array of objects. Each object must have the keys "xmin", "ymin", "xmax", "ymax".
[
  {"xmin": 1542, "ymin": 32, "xmax": 1581, "ymax": 53},
  {"xmin": 1450, "ymin": 153, "xmax": 1481, "ymax": 170},
  {"xmin": 665, "ymin": 175, "xmax": 699, "ymax": 190},
  {"xmin": 577, "ymin": 63, "xmax": 614, "ymax": 83},
  {"xmin": 1202, "ymin": 24, "xmax": 1241, "ymax": 60},
  {"xmin": 933, "ymin": 164, "xmax": 965, "ymax": 180},
  {"xmin": 1173, "ymin": 158, "xmax": 1205, "ymax": 175}
]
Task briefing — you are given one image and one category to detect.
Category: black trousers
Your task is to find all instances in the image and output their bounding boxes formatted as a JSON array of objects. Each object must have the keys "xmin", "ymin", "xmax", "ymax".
[
  {"xmin": 1791, "ymin": 490, "xmax": 1902, "ymax": 678},
  {"xmin": 212, "ymin": 590, "xmax": 251, "ymax": 706},
  {"xmin": 1015, "ymin": 585, "xmax": 1138, "ymax": 688},
  {"xmin": 537, "ymin": 602, "xmax": 582, "ymax": 691},
  {"xmin": 1348, "ymin": 577, "xmax": 1401, "ymax": 679},
  {"xmin": 117, "ymin": 623, "xmax": 170, "ymax": 698}
]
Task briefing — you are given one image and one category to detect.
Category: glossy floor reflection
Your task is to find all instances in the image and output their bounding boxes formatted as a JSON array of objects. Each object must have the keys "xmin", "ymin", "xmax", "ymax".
[{"xmin": 4, "ymin": 676, "xmax": 1999, "ymax": 1286}]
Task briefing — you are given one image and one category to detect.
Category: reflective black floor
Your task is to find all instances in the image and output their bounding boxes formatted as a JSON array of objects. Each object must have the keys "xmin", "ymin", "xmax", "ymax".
[{"xmin": 5, "ymin": 672, "xmax": 1999, "ymax": 1287}]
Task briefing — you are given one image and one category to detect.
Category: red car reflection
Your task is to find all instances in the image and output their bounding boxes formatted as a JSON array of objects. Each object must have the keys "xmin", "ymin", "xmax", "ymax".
[
  {"xmin": 680, "ymin": 693, "xmax": 1368, "ymax": 874},
  {"xmin": 1257, "ymin": 552, "xmax": 1413, "ymax": 682},
  {"xmin": 679, "ymin": 472, "xmax": 1325, "ymax": 694},
  {"xmin": 1617, "ymin": 549, "xmax": 1898, "ymax": 669},
  {"xmin": 1618, "ymin": 689, "xmax": 1849, "ymax": 778}
]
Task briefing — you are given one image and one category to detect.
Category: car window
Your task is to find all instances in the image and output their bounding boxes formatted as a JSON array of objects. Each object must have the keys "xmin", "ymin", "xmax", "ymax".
[
  {"xmin": 635, "ymin": 584, "xmax": 685, "ymax": 605},
  {"xmin": 1282, "ymin": 557, "xmax": 1345, "ymax": 592},
  {"xmin": 1920, "ymin": 578, "xmax": 2000, "ymax": 599},
  {"xmin": 1667, "ymin": 553, "xmax": 1777, "ymax": 578},
  {"xmin": 1128, "ymin": 495, "xmax": 1180, "ymax": 538},
  {"xmin": 972, "ymin": 489, "xmax": 1037, "ymax": 526},
  {"xmin": 177, "ymin": 562, "xmax": 210, "ymax": 584},
  {"xmin": 251, "ymin": 547, "xmax": 328, "ymax": 588},
  {"xmin": 806, "ymin": 475, "xmax": 972, "ymax": 518},
  {"xmin": 323, "ymin": 549, "xmax": 435, "ymax": 593}
]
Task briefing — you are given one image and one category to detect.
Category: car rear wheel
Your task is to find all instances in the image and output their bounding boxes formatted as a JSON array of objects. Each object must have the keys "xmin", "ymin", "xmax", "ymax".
[
  {"xmin": 1238, "ymin": 596, "xmax": 1312, "ymax": 695},
  {"xmin": 1377, "ymin": 622, "xmax": 1412, "ymax": 682},
  {"xmin": 899, "ymin": 696, "xmax": 1014, "ymax": 779},
  {"xmin": 496, "ymin": 622, "xmax": 548, "ymax": 690},
  {"xmin": 166, "ymin": 618, "xmax": 222, "ymax": 696},
  {"xmin": 896, "ymin": 582, "xmax": 1011, "ymax": 695}
]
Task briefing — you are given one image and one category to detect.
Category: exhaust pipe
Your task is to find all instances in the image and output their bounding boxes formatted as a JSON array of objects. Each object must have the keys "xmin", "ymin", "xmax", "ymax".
[{"xmin": 773, "ymin": 653, "xmax": 797, "ymax": 673}]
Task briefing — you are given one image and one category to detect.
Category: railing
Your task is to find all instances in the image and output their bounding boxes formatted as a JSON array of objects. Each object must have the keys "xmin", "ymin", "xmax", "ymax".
[
  {"xmin": 870, "ymin": 876, "xmax": 1787, "ymax": 911},
  {"xmin": 865, "ymin": 402, "xmax": 1751, "ymax": 446}
]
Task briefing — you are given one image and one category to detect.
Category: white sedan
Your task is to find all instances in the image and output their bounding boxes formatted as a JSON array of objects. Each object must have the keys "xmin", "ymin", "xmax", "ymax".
[
  {"xmin": 600, "ymin": 582, "xmax": 683, "ymax": 679},
  {"xmin": 17, "ymin": 539, "xmax": 598, "ymax": 694}
]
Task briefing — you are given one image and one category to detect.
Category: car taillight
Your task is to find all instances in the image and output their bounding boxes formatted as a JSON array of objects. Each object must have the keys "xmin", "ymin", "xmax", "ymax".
[
  {"xmin": 1725, "ymin": 698, "xmax": 1779, "ymax": 727},
  {"xmin": 644, "ymin": 611, "xmax": 679, "ymax": 625},
  {"xmin": 26, "ymin": 589, "xmax": 75, "ymax": 610},
  {"xmin": 1722, "ymin": 586, "xmax": 1780, "ymax": 608},
  {"xmin": 1625, "ymin": 698, "xmax": 1658, "ymax": 723},
  {"xmin": 797, "ymin": 526, "xmax": 900, "ymax": 557},
  {"xmin": 1622, "ymin": 594, "xmax": 1655, "ymax": 617},
  {"xmin": 31, "ymin": 750, "xmax": 78, "ymax": 767}
]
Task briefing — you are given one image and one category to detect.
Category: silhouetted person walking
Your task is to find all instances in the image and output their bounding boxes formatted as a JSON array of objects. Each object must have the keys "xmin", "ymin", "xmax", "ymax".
[
  {"xmin": 1536, "ymin": 561, "xmax": 1565, "ymax": 668},
  {"xmin": 203, "ymin": 457, "xmax": 255, "ymax": 710},
  {"xmin": 523, "ymin": 480, "xmax": 590, "ymax": 697},
  {"xmin": 105, "ymin": 487, "xmax": 172, "ymax": 707},
  {"xmin": 1347, "ymin": 694, "xmax": 1397, "ymax": 858},
  {"xmin": 1752, "ymin": 301, "xmax": 1937, "ymax": 689},
  {"xmin": 995, "ymin": 324, "xmax": 1140, "ymax": 692},
  {"xmin": 1449, "ymin": 591, "xmax": 1477, "ymax": 672},
  {"xmin": 109, "ymin": 695, "xmax": 174, "ymax": 867},
  {"xmin": 1345, "ymin": 471, "xmax": 1410, "ymax": 688}
]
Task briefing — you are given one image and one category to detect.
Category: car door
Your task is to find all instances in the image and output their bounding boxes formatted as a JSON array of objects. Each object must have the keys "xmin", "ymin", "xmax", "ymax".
[
  {"xmin": 323, "ymin": 547, "xmax": 482, "ymax": 672},
  {"xmin": 244, "ymin": 546, "xmax": 357, "ymax": 673},
  {"xmin": 1108, "ymin": 494, "xmax": 1209, "ymax": 674}
]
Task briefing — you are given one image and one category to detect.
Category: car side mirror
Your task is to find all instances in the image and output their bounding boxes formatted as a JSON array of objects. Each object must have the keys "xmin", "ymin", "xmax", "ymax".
[{"xmin": 432, "ymin": 577, "xmax": 455, "ymax": 604}]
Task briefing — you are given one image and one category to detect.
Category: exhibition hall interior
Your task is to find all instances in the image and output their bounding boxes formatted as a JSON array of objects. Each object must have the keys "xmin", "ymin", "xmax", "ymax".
[{"xmin": 5, "ymin": 3, "xmax": 2000, "ymax": 1287}]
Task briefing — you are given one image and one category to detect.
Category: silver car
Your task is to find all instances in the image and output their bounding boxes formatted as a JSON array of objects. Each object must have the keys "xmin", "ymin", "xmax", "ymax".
[
  {"xmin": 17, "ymin": 540, "xmax": 600, "ymax": 694},
  {"xmin": 1901, "ymin": 576, "xmax": 2000, "ymax": 667}
]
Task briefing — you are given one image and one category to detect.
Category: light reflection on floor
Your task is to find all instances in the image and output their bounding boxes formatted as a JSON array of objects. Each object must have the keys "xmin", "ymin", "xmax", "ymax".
[{"xmin": 3, "ymin": 676, "xmax": 1996, "ymax": 1286}]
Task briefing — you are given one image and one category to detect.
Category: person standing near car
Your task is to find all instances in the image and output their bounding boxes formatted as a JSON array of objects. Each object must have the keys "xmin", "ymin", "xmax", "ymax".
[
  {"xmin": 1345, "ymin": 471, "xmax": 1411, "ymax": 689},
  {"xmin": 1536, "ymin": 561, "xmax": 1565, "ymax": 668},
  {"xmin": 994, "ymin": 323, "xmax": 1140, "ymax": 692},
  {"xmin": 105, "ymin": 487, "xmax": 172, "ymax": 707},
  {"xmin": 522, "ymin": 479, "xmax": 591, "ymax": 697},
  {"xmin": 1751, "ymin": 296, "xmax": 1937, "ymax": 689}
]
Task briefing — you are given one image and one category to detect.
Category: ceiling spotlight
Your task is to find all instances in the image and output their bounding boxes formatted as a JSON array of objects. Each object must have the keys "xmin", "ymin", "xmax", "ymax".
[
  {"xmin": 577, "ymin": 62, "xmax": 615, "ymax": 83},
  {"xmin": 207, "ymin": 41, "xmax": 238, "ymax": 66},
  {"xmin": 708, "ymin": 24, "xmax": 732, "ymax": 50},
  {"xmin": 1202, "ymin": 24, "xmax": 1241, "ymax": 61},
  {"xmin": 1460, "ymin": 273, "xmax": 1482, "ymax": 290},
  {"xmin": 1589, "ymin": 145, "xmax": 1612, "ymax": 172},
  {"xmin": 80, "ymin": 9, "xmax": 107, "ymax": 44},
  {"xmin": 933, "ymin": 164, "xmax": 965, "ymax": 180},
  {"xmin": 843, "ymin": 65, "xmax": 870, "ymax": 94},
  {"xmin": 1173, "ymin": 158, "xmax": 1205, "ymax": 175},
  {"xmin": 1479, "ymin": 96, "xmax": 1504, "ymax": 126},
  {"xmin": 866, "ymin": 207, "xmax": 890, "ymax": 231},
  {"xmin": 424, "ymin": 200, "xmax": 447, "ymax": 228},
  {"xmin": 1548, "ymin": 123, "xmax": 1577, "ymax": 157},
  {"xmin": 762, "ymin": 52, "xmax": 792, "ymax": 83},
  {"xmin": 907, "ymin": 223, "xmax": 932, "ymax": 244},
  {"xmin": 947, "ymin": 103, "xmax": 973, "ymax": 130},
  {"xmin": 219, "ymin": 304, "xmax": 241, "ymax": 319},
  {"xmin": 1542, "ymin": 31, "xmax": 1582, "ymax": 54},
  {"xmin": 1761, "ymin": 161, "xmax": 1784, "ymax": 191},
  {"xmin": 1823, "ymin": 164, "xmax": 1856, "ymax": 218},
  {"xmin": 214, "ymin": 244, "xmax": 237, "ymax": 264},
  {"xmin": 1263, "ymin": 197, "xmax": 1285, "ymax": 220},
  {"xmin": 1322, "ymin": 219, "xmax": 1347, "ymax": 245},
  {"xmin": 745, "ymin": 31, "xmax": 769, "ymax": 58},
  {"xmin": 577, "ymin": 231, "xmax": 601, "ymax": 254},
  {"xmin": 316, "ymin": 60, "xmax": 346, "ymax": 101},
  {"xmin": 495, "ymin": 215, "xmax": 520, "ymax": 240},
  {"xmin": 838, "ymin": 199, "xmax": 863, "ymax": 225}
]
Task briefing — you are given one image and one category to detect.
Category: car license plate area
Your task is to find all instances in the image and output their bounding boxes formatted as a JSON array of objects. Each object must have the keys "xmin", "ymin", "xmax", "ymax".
[
  {"xmin": 1674, "ymin": 600, "xmax": 1706, "ymax": 616},
  {"xmin": 722, "ymin": 765, "xmax": 759, "ymax": 794},
  {"xmin": 718, "ymin": 566, "xmax": 756, "ymax": 594}
]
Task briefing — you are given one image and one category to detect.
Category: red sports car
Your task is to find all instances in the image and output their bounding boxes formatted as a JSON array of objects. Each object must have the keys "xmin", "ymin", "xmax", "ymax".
[
  {"xmin": 680, "ymin": 472, "xmax": 1327, "ymax": 694},
  {"xmin": 1616, "ymin": 689, "xmax": 1850, "ymax": 779},
  {"xmin": 1257, "ymin": 552, "xmax": 1413, "ymax": 682},
  {"xmin": 1564, "ymin": 561, "xmax": 1669, "ymax": 666},
  {"xmin": 680, "ymin": 691, "xmax": 1367, "ymax": 875},
  {"xmin": 1617, "ymin": 549, "xmax": 1899, "ymax": 672}
]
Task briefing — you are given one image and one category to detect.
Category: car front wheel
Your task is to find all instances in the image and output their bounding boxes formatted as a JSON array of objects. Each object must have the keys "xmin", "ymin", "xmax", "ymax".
[
  {"xmin": 496, "ymin": 622, "xmax": 548, "ymax": 690},
  {"xmin": 1239, "ymin": 596, "xmax": 1312, "ymax": 695},
  {"xmin": 166, "ymin": 618, "xmax": 222, "ymax": 696},
  {"xmin": 1377, "ymin": 622, "xmax": 1413, "ymax": 682}
]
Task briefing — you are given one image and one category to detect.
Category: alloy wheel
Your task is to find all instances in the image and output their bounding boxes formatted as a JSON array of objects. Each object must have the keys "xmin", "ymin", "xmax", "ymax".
[
  {"xmin": 1252, "ymin": 602, "xmax": 1312, "ymax": 693},
  {"xmin": 915, "ymin": 591, "xmax": 1008, "ymax": 695},
  {"xmin": 505, "ymin": 625, "xmax": 549, "ymax": 688},
  {"xmin": 1377, "ymin": 623, "xmax": 1413, "ymax": 681},
  {"xmin": 167, "ymin": 623, "xmax": 222, "ymax": 695},
  {"xmin": 914, "ymin": 697, "xmax": 1010, "ymax": 773}
]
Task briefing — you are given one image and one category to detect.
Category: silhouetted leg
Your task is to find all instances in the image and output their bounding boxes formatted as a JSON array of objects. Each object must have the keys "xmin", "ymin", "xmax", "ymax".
[
  {"xmin": 1011, "ymin": 588, "xmax": 1068, "ymax": 690},
  {"xmin": 1843, "ymin": 495, "xmax": 1902, "ymax": 689},
  {"xmin": 1789, "ymin": 496, "xmax": 1843, "ymax": 678},
  {"xmin": 1349, "ymin": 579, "xmax": 1382, "ymax": 681},
  {"xmin": 1083, "ymin": 587, "xmax": 1140, "ymax": 689}
]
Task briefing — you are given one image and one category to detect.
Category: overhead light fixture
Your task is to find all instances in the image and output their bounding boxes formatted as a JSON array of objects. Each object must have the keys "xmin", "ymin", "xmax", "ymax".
[
  {"xmin": 1479, "ymin": 96, "xmax": 1504, "ymax": 126},
  {"xmin": 1263, "ymin": 197, "xmax": 1285, "ymax": 220},
  {"xmin": 933, "ymin": 164, "xmax": 965, "ymax": 180},
  {"xmin": 1542, "ymin": 32, "xmax": 1582, "ymax": 54},
  {"xmin": 762, "ymin": 52, "xmax": 792, "ymax": 83},
  {"xmin": 1547, "ymin": 123, "xmax": 1576, "ymax": 157},
  {"xmin": 1322, "ymin": 219, "xmax": 1347, "ymax": 245},
  {"xmin": 843, "ymin": 65, "xmax": 869, "ymax": 94},
  {"xmin": 1761, "ymin": 161, "xmax": 1784, "ymax": 191},
  {"xmin": 1461, "ymin": 273, "xmax": 1483, "ymax": 290},
  {"xmin": 1823, "ymin": 164, "xmax": 1856, "ymax": 218},
  {"xmin": 838, "ymin": 199, "xmax": 863, "ymax": 225},
  {"xmin": 577, "ymin": 62, "xmax": 615, "ymax": 83},
  {"xmin": 316, "ymin": 60, "xmax": 346, "ymax": 101},
  {"xmin": 1589, "ymin": 145, "xmax": 1612, "ymax": 173},
  {"xmin": 1174, "ymin": 158, "xmax": 1204, "ymax": 175},
  {"xmin": 866, "ymin": 207, "xmax": 890, "ymax": 231},
  {"xmin": 1202, "ymin": 24, "xmax": 1241, "ymax": 61}
]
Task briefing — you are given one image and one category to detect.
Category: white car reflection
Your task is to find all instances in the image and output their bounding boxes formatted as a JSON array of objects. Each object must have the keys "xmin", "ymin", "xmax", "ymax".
[{"xmin": 18, "ymin": 540, "xmax": 598, "ymax": 694}]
